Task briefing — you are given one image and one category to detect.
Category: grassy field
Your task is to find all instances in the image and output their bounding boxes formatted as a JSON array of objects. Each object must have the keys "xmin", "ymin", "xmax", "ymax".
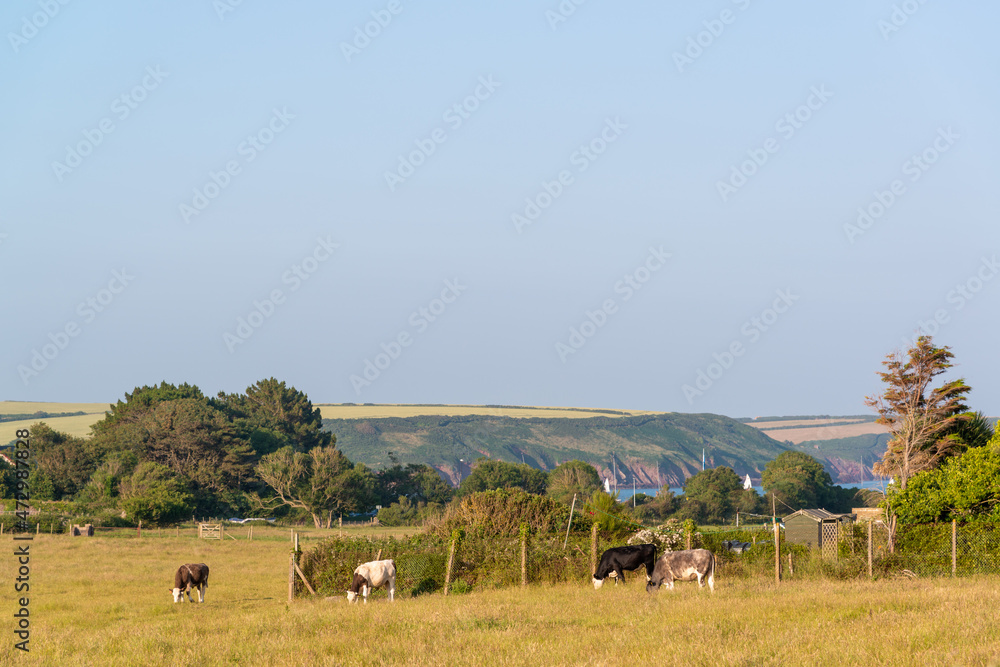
[
  {"xmin": 2, "ymin": 527, "xmax": 998, "ymax": 666},
  {"xmin": 315, "ymin": 404, "xmax": 664, "ymax": 420},
  {"xmin": 0, "ymin": 402, "xmax": 109, "ymax": 445}
]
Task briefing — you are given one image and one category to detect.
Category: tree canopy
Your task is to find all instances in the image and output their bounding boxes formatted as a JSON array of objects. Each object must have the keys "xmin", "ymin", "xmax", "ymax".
[
  {"xmin": 457, "ymin": 459, "xmax": 547, "ymax": 497},
  {"xmin": 762, "ymin": 451, "xmax": 854, "ymax": 513},
  {"xmin": 546, "ymin": 460, "xmax": 601, "ymax": 505},
  {"xmin": 677, "ymin": 466, "xmax": 760, "ymax": 524},
  {"xmin": 255, "ymin": 445, "xmax": 374, "ymax": 528}
]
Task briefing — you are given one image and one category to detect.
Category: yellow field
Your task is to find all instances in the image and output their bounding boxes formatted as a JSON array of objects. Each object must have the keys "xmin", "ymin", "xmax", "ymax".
[
  {"xmin": 756, "ymin": 421, "xmax": 889, "ymax": 444},
  {"xmin": 2, "ymin": 529, "xmax": 998, "ymax": 666},
  {"xmin": 0, "ymin": 402, "xmax": 109, "ymax": 444},
  {"xmin": 316, "ymin": 404, "xmax": 665, "ymax": 420}
]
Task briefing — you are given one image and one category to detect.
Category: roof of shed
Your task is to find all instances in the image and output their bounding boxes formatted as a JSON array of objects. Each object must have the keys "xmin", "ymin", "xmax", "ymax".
[{"xmin": 783, "ymin": 508, "xmax": 852, "ymax": 522}]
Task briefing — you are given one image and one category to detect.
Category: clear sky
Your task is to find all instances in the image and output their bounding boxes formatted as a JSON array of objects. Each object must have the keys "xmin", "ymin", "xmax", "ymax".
[{"xmin": 3, "ymin": 1, "xmax": 998, "ymax": 417}]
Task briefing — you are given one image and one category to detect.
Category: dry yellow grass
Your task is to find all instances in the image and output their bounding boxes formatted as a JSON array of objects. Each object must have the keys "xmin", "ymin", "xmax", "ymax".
[
  {"xmin": 2, "ymin": 531, "xmax": 998, "ymax": 666},
  {"xmin": 0, "ymin": 401, "xmax": 108, "ymax": 416},
  {"xmin": 316, "ymin": 404, "xmax": 664, "ymax": 420},
  {"xmin": 0, "ymin": 403, "xmax": 109, "ymax": 444},
  {"xmin": 746, "ymin": 418, "xmax": 868, "ymax": 429},
  {"xmin": 760, "ymin": 421, "xmax": 889, "ymax": 444}
]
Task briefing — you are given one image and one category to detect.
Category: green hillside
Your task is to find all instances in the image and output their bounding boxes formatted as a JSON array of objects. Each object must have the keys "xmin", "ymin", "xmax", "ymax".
[{"xmin": 322, "ymin": 413, "xmax": 789, "ymax": 487}]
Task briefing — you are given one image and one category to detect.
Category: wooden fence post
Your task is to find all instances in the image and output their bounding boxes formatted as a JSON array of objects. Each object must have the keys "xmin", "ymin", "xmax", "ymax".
[
  {"xmin": 137, "ymin": 520, "xmax": 141, "ymax": 538},
  {"xmin": 444, "ymin": 530, "xmax": 460, "ymax": 596},
  {"xmin": 773, "ymin": 518, "xmax": 781, "ymax": 584},
  {"xmin": 590, "ymin": 524, "xmax": 599, "ymax": 576},
  {"xmin": 788, "ymin": 552, "xmax": 793, "ymax": 576},
  {"xmin": 288, "ymin": 551, "xmax": 296, "ymax": 602},
  {"xmin": 867, "ymin": 520, "xmax": 873, "ymax": 579},
  {"xmin": 952, "ymin": 519, "xmax": 957, "ymax": 577}
]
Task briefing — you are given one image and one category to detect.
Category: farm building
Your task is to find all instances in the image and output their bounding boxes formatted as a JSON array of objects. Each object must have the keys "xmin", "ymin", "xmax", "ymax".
[{"xmin": 783, "ymin": 509, "xmax": 855, "ymax": 560}]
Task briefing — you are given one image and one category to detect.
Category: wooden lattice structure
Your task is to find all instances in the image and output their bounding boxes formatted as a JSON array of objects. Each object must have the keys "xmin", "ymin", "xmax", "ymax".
[{"xmin": 199, "ymin": 523, "xmax": 222, "ymax": 540}]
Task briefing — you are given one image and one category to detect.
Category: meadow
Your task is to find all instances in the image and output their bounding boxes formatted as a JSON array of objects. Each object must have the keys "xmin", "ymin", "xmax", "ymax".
[
  {"xmin": 315, "ymin": 404, "xmax": 661, "ymax": 420},
  {"xmin": 0, "ymin": 401, "xmax": 109, "ymax": 444},
  {"xmin": 2, "ymin": 527, "xmax": 999, "ymax": 666}
]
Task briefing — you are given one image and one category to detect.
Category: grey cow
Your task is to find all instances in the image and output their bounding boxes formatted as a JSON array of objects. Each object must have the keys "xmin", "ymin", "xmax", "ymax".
[{"xmin": 646, "ymin": 549, "xmax": 715, "ymax": 593}]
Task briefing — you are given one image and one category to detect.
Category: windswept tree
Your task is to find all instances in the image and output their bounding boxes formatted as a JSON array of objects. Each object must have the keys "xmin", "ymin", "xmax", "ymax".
[
  {"xmin": 256, "ymin": 445, "xmax": 374, "ymax": 528},
  {"xmin": 867, "ymin": 336, "xmax": 972, "ymax": 491}
]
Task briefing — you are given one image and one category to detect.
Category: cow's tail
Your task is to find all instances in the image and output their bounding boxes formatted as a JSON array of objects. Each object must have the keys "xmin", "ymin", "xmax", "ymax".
[{"xmin": 707, "ymin": 551, "xmax": 716, "ymax": 593}]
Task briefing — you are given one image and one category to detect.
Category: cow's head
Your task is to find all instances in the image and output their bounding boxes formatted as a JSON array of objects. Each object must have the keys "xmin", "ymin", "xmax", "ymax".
[
  {"xmin": 592, "ymin": 576, "xmax": 604, "ymax": 590},
  {"xmin": 645, "ymin": 581, "xmax": 660, "ymax": 594},
  {"xmin": 170, "ymin": 587, "xmax": 183, "ymax": 603},
  {"xmin": 346, "ymin": 590, "xmax": 358, "ymax": 603}
]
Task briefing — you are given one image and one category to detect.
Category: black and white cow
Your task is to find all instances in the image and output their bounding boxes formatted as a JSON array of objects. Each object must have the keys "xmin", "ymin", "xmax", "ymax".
[
  {"xmin": 646, "ymin": 549, "xmax": 715, "ymax": 593},
  {"xmin": 170, "ymin": 563, "xmax": 209, "ymax": 603},
  {"xmin": 592, "ymin": 544, "xmax": 657, "ymax": 589},
  {"xmin": 347, "ymin": 559, "xmax": 396, "ymax": 603}
]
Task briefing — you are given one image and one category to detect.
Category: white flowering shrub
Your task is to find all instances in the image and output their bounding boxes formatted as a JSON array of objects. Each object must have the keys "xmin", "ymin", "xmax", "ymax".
[{"xmin": 627, "ymin": 519, "xmax": 685, "ymax": 552}]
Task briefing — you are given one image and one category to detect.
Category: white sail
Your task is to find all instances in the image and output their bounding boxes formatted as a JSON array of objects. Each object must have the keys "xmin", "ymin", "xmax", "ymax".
[
  {"xmin": 743, "ymin": 474, "xmax": 752, "ymax": 490},
  {"xmin": 603, "ymin": 477, "xmax": 611, "ymax": 493}
]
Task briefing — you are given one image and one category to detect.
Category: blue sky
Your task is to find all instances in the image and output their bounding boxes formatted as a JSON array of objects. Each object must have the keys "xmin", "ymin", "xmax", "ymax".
[{"xmin": 3, "ymin": 1, "xmax": 998, "ymax": 417}]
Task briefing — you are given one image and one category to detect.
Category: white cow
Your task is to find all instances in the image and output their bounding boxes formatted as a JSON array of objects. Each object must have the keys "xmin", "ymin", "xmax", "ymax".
[
  {"xmin": 646, "ymin": 549, "xmax": 715, "ymax": 593},
  {"xmin": 347, "ymin": 559, "xmax": 396, "ymax": 603}
]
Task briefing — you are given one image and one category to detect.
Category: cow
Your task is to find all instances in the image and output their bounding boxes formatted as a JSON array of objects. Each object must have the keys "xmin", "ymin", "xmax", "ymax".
[
  {"xmin": 170, "ymin": 563, "xmax": 209, "ymax": 603},
  {"xmin": 646, "ymin": 549, "xmax": 715, "ymax": 593},
  {"xmin": 347, "ymin": 559, "xmax": 396, "ymax": 603},
  {"xmin": 592, "ymin": 544, "xmax": 657, "ymax": 590}
]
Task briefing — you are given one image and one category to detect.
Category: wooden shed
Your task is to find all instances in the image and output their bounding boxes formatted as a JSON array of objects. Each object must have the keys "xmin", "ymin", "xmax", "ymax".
[{"xmin": 783, "ymin": 509, "xmax": 854, "ymax": 560}]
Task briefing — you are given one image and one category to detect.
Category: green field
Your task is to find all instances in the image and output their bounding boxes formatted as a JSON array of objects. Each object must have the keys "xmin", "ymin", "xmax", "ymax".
[{"xmin": 3, "ymin": 528, "xmax": 999, "ymax": 666}]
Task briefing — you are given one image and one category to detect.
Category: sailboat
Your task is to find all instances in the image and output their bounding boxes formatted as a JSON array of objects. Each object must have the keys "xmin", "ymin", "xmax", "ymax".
[
  {"xmin": 603, "ymin": 478, "xmax": 611, "ymax": 493},
  {"xmin": 743, "ymin": 474, "xmax": 752, "ymax": 490}
]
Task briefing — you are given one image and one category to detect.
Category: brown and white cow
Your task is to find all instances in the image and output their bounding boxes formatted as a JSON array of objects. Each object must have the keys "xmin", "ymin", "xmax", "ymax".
[
  {"xmin": 646, "ymin": 549, "xmax": 715, "ymax": 593},
  {"xmin": 347, "ymin": 559, "xmax": 396, "ymax": 603},
  {"xmin": 170, "ymin": 563, "xmax": 209, "ymax": 603}
]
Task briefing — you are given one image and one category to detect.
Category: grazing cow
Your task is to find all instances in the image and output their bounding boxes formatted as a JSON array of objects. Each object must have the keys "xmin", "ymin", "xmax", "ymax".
[
  {"xmin": 646, "ymin": 549, "xmax": 715, "ymax": 593},
  {"xmin": 347, "ymin": 559, "xmax": 396, "ymax": 603},
  {"xmin": 170, "ymin": 563, "xmax": 209, "ymax": 603},
  {"xmin": 592, "ymin": 544, "xmax": 657, "ymax": 590}
]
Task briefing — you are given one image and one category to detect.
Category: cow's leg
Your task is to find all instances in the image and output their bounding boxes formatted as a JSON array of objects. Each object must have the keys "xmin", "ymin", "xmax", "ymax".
[
  {"xmin": 362, "ymin": 583, "xmax": 370, "ymax": 603},
  {"xmin": 197, "ymin": 583, "xmax": 205, "ymax": 603},
  {"xmin": 613, "ymin": 567, "xmax": 625, "ymax": 585},
  {"xmin": 389, "ymin": 577, "xmax": 395, "ymax": 602}
]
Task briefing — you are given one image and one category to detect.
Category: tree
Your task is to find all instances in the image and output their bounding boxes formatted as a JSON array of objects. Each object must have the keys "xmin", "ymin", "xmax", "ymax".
[
  {"xmin": 457, "ymin": 460, "xmax": 547, "ymax": 497},
  {"xmin": 141, "ymin": 399, "xmax": 253, "ymax": 495},
  {"xmin": 889, "ymin": 428, "xmax": 1000, "ymax": 526},
  {"xmin": 28, "ymin": 422, "xmax": 98, "ymax": 499},
  {"xmin": 761, "ymin": 451, "xmax": 850, "ymax": 512},
  {"xmin": 630, "ymin": 488, "xmax": 680, "ymax": 523},
  {"xmin": 546, "ymin": 460, "xmax": 601, "ymax": 505},
  {"xmin": 678, "ymin": 467, "xmax": 746, "ymax": 524},
  {"xmin": 214, "ymin": 378, "xmax": 332, "ymax": 454},
  {"xmin": 256, "ymin": 445, "xmax": 374, "ymax": 528},
  {"xmin": 867, "ymin": 336, "xmax": 972, "ymax": 490},
  {"xmin": 118, "ymin": 462, "xmax": 192, "ymax": 525}
]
